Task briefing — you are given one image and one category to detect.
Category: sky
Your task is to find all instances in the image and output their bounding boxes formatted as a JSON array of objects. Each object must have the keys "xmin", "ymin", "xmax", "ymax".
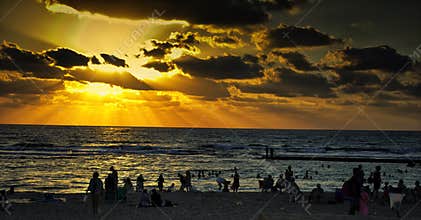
[{"xmin": 0, "ymin": 0, "xmax": 420, "ymax": 129}]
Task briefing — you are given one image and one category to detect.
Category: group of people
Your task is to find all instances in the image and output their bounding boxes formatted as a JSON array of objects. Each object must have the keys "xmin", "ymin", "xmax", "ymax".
[
  {"xmin": 86, "ymin": 167, "xmax": 196, "ymax": 215},
  {"xmin": 341, "ymin": 165, "xmax": 421, "ymax": 217},
  {"xmin": 85, "ymin": 164, "xmax": 421, "ymax": 217}
]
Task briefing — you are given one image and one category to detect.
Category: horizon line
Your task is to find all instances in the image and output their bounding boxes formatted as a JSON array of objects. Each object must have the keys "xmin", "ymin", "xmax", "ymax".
[{"xmin": 1, "ymin": 123, "xmax": 420, "ymax": 132}]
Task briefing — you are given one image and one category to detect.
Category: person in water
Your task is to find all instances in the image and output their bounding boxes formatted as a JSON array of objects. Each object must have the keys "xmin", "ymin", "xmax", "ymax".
[
  {"xmin": 87, "ymin": 171, "xmax": 104, "ymax": 216},
  {"xmin": 157, "ymin": 174, "xmax": 165, "ymax": 192},
  {"xmin": 232, "ymin": 171, "xmax": 240, "ymax": 192}
]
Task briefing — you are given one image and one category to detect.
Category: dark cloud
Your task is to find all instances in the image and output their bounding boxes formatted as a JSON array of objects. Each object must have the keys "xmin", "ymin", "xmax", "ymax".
[
  {"xmin": 322, "ymin": 45, "xmax": 412, "ymax": 72},
  {"xmin": 258, "ymin": 25, "xmax": 342, "ymax": 49},
  {"xmin": 100, "ymin": 54, "xmax": 128, "ymax": 67},
  {"xmin": 143, "ymin": 61, "xmax": 174, "ymax": 72},
  {"xmin": 333, "ymin": 69, "xmax": 421, "ymax": 98},
  {"xmin": 236, "ymin": 68, "xmax": 335, "ymax": 98},
  {"xmin": 142, "ymin": 34, "xmax": 199, "ymax": 59},
  {"xmin": 142, "ymin": 40, "xmax": 174, "ymax": 59},
  {"xmin": 272, "ymin": 51, "xmax": 317, "ymax": 71},
  {"xmin": 43, "ymin": 0, "xmax": 302, "ymax": 26},
  {"xmin": 173, "ymin": 55, "xmax": 263, "ymax": 80},
  {"xmin": 0, "ymin": 74, "xmax": 64, "ymax": 96},
  {"xmin": 91, "ymin": 56, "xmax": 101, "ymax": 65},
  {"xmin": 336, "ymin": 70, "xmax": 381, "ymax": 86},
  {"xmin": 242, "ymin": 54, "xmax": 259, "ymax": 64},
  {"xmin": 146, "ymin": 74, "xmax": 230, "ymax": 100},
  {"xmin": 170, "ymin": 32, "xmax": 199, "ymax": 47},
  {"xmin": 0, "ymin": 42, "xmax": 63, "ymax": 79},
  {"xmin": 44, "ymin": 48, "xmax": 90, "ymax": 68},
  {"xmin": 0, "ymin": 42, "xmax": 152, "ymax": 92},
  {"xmin": 70, "ymin": 68, "xmax": 151, "ymax": 91}
]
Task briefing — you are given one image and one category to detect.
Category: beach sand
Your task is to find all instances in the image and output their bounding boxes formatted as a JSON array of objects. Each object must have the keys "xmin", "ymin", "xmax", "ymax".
[{"xmin": 3, "ymin": 192, "xmax": 420, "ymax": 220}]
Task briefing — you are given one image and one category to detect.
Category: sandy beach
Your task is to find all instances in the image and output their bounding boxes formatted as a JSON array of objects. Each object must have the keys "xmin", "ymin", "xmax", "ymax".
[{"xmin": 3, "ymin": 192, "xmax": 420, "ymax": 220}]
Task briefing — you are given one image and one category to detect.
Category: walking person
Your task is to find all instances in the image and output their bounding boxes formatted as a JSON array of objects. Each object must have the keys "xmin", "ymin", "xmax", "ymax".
[{"xmin": 87, "ymin": 171, "xmax": 104, "ymax": 216}]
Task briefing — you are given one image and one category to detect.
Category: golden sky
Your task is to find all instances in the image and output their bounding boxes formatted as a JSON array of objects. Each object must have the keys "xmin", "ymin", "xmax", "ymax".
[{"xmin": 0, "ymin": 0, "xmax": 420, "ymax": 129}]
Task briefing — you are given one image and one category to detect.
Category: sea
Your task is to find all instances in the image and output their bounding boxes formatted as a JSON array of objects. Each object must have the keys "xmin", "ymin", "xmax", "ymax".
[{"xmin": 0, "ymin": 124, "xmax": 420, "ymax": 193}]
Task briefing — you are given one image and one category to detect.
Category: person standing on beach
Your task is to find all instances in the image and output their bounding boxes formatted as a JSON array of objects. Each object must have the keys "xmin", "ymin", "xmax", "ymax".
[
  {"xmin": 87, "ymin": 171, "xmax": 104, "ymax": 216},
  {"xmin": 104, "ymin": 174, "xmax": 114, "ymax": 201},
  {"xmin": 357, "ymin": 165, "xmax": 364, "ymax": 185},
  {"xmin": 178, "ymin": 173, "xmax": 186, "ymax": 191},
  {"xmin": 232, "ymin": 170, "xmax": 240, "ymax": 192},
  {"xmin": 347, "ymin": 168, "xmax": 361, "ymax": 215},
  {"xmin": 110, "ymin": 166, "xmax": 118, "ymax": 200},
  {"xmin": 136, "ymin": 174, "xmax": 145, "ymax": 192},
  {"xmin": 372, "ymin": 166, "xmax": 382, "ymax": 200},
  {"xmin": 185, "ymin": 171, "xmax": 192, "ymax": 192},
  {"xmin": 157, "ymin": 174, "xmax": 164, "ymax": 192},
  {"xmin": 285, "ymin": 166, "xmax": 294, "ymax": 182}
]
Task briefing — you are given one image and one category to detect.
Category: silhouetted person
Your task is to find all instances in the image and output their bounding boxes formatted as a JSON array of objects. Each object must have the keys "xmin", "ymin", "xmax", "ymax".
[
  {"xmin": 309, "ymin": 184, "xmax": 324, "ymax": 203},
  {"xmin": 110, "ymin": 166, "xmax": 118, "ymax": 200},
  {"xmin": 178, "ymin": 173, "xmax": 186, "ymax": 191},
  {"xmin": 232, "ymin": 171, "xmax": 240, "ymax": 192},
  {"xmin": 348, "ymin": 168, "xmax": 361, "ymax": 215},
  {"xmin": 357, "ymin": 165, "xmax": 364, "ymax": 186},
  {"xmin": 185, "ymin": 171, "xmax": 192, "ymax": 192},
  {"xmin": 216, "ymin": 177, "xmax": 226, "ymax": 191},
  {"xmin": 397, "ymin": 179, "xmax": 407, "ymax": 193},
  {"xmin": 304, "ymin": 171, "xmax": 309, "ymax": 179},
  {"xmin": 372, "ymin": 166, "xmax": 382, "ymax": 200},
  {"xmin": 105, "ymin": 174, "xmax": 114, "ymax": 201},
  {"xmin": 150, "ymin": 189, "xmax": 163, "ymax": 207},
  {"xmin": 124, "ymin": 177, "xmax": 133, "ymax": 192},
  {"xmin": 137, "ymin": 189, "xmax": 151, "ymax": 207},
  {"xmin": 167, "ymin": 183, "xmax": 175, "ymax": 192},
  {"xmin": 222, "ymin": 180, "xmax": 231, "ymax": 192},
  {"xmin": 157, "ymin": 174, "xmax": 164, "ymax": 192},
  {"xmin": 87, "ymin": 171, "xmax": 104, "ymax": 216},
  {"xmin": 265, "ymin": 146, "xmax": 269, "ymax": 159},
  {"xmin": 413, "ymin": 181, "xmax": 421, "ymax": 201},
  {"xmin": 276, "ymin": 174, "xmax": 286, "ymax": 192},
  {"xmin": 136, "ymin": 174, "xmax": 145, "ymax": 192},
  {"xmin": 285, "ymin": 166, "xmax": 294, "ymax": 182}
]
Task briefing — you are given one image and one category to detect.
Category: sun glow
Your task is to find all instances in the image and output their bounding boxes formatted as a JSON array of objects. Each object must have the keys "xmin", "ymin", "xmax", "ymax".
[{"xmin": 65, "ymin": 81, "xmax": 124, "ymax": 97}]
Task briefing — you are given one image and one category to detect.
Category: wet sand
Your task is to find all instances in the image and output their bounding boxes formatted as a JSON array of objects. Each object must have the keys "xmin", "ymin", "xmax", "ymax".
[{"xmin": 3, "ymin": 192, "xmax": 421, "ymax": 220}]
